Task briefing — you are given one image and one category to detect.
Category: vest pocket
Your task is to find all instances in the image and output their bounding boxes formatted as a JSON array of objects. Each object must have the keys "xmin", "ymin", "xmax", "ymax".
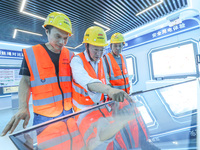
[
  {"xmin": 41, "ymin": 65, "xmax": 54, "ymax": 77},
  {"xmin": 32, "ymin": 81, "xmax": 56, "ymax": 109}
]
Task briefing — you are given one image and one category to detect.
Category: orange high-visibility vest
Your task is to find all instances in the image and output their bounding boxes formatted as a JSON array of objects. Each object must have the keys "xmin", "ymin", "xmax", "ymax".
[
  {"xmin": 77, "ymin": 99, "xmax": 148, "ymax": 149},
  {"xmin": 37, "ymin": 118, "xmax": 85, "ymax": 150},
  {"xmin": 77, "ymin": 107, "xmax": 112, "ymax": 146},
  {"xmin": 72, "ymin": 52, "xmax": 107, "ymax": 112},
  {"xmin": 106, "ymin": 99, "xmax": 148, "ymax": 149},
  {"xmin": 23, "ymin": 44, "xmax": 74, "ymax": 117},
  {"xmin": 104, "ymin": 53, "xmax": 130, "ymax": 94}
]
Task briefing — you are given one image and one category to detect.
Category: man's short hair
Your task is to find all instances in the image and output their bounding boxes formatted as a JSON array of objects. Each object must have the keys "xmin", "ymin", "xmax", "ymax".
[{"xmin": 45, "ymin": 25, "xmax": 54, "ymax": 34}]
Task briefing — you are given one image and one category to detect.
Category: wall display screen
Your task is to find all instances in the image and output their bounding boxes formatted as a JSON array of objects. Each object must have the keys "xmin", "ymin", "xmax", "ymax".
[
  {"xmin": 126, "ymin": 57, "xmax": 134, "ymax": 77},
  {"xmin": 151, "ymin": 43, "xmax": 196, "ymax": 78},
  {"xmin": 0, "ymin": 69, "xmax": 21, "ymax": 87},
  {"xmin": 137, "ymin": 105, "xmax": 153, "ymax": 125},
  {"xmin": 125, "ymin": 55, "xmax": 138, "ymax": 84},
  {"xmin": 158, "ymin": 80, "xmax": 197, "ymax": 116}
]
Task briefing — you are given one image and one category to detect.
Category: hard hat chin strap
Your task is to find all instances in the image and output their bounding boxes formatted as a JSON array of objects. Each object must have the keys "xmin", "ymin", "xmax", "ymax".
[{"xmin": 86, "ymin": 44, "xmax": 94, "ymax": 61}]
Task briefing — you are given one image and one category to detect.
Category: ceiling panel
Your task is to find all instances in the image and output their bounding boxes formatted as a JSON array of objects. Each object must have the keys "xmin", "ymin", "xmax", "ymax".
[{"xmin": 0, "ymin": 0, "xmax": 188, "ymax": 52}]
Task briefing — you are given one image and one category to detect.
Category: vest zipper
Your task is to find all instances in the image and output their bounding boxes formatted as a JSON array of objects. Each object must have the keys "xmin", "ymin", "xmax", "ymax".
[{"xmin": 57, "ymin": 71, "xmax": 64, "ymax": 109}]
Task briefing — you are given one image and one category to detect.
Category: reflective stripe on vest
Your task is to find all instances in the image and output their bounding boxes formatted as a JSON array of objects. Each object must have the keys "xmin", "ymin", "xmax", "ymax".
[
  {"xmin": 31, "ymin": 76, "xmax": 57, "ymax": 87},
  {"xmin": 38, "ymin": 132, "xmax": 71, "ymax": 149},
  {"xmin": 124, "ymin": 123, "xmax": 136, "ymax": 148},
  {"xmin": 59, "ymin": 76, "xmax": 72, "ymax": 82},
  {"xmin": 72, "ymin": 98, "xmax": 96, "ymax": 110},
  {"xmin": 33, "ymin": 93, "xmax": 72, "ymax": 106},
  {"xmin": 37, "ymin": 121, "xmax": 70, "ymax": 149},
  {"xmin": 112, "ymin": 84, "xmax": 130, "ymax": 90},
  {"xmin": 33, "ymin": 94, "xmax": 62, "ymax": 106},
  {"xmin": 25, "ymin": 47, "xmax": 40, "ymax": 77},
  {"xmin": 72, "ymin": 82, "xmax": 89, "ymax": 97},
  {"xmin": 64, "ymin": 92, "xmax": 72, "ymax": 99},
  {"xmin": 102, "ymin": 58, "xmax": 108, "ymax": 82},
  {"xmin": 37, "ymin": 120, "xmax": 84, "ymax": 149},
  {"xmin": 105, "ymin": 53, "xmax": 130, "ymax": 94},
  {"xmin": 114, "ymin": 132, "xmax": 127, "ymax": 149},
  {"xmin": 24, "ymin": 45, "xmax": 73, "ymax": 117},
  {"xmin": 113, "ymin": 139, "xmax": 122, "ymax": 149}
]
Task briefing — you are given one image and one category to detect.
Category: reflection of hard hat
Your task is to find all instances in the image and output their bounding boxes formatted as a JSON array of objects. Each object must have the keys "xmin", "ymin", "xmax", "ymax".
[
  {"xmin": 110, "ymin": 33, "xmax": 125, "ymax": 44},
  {"xmin": 83, "ymin": 26, "xmax": 108, "ymax": 46},
  {"xmin": 43, "ymin": 12, "xmax": 72, "ymax": 36}
]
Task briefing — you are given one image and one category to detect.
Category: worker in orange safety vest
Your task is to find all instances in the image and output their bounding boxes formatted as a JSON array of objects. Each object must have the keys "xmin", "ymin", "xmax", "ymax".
[
  {"xmin": 36, "ymin": 118, "xmax": 86, "ymax": 150},
  {"xmin": 2, "ymin": 12, "xmax": 74, "ymax": 136},
  {"xmin": 104, "ymin": 33, "xmax": 130, "ymax": 94},
  {"xmin": 70, "ymin": 26, "xmax": 133, "ymax": 112}
]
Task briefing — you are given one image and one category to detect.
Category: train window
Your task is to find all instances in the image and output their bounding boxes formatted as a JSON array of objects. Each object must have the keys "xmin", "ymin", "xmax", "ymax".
[
  {"xmin": 156, "ymin": 80, "xmax": 197, "ymax": 117},
  {"xmin": 125, "ymin": 54, "xmax": 138, "ymax": 84},
  {"xmin": 149, "ymin": 40, "xmax": 198, "ymax": 80}
]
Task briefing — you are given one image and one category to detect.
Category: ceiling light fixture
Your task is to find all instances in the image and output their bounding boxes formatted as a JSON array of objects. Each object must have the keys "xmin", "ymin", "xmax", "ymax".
[
  {"xmin": 13, "ymin": 29, "xmax": 43, "ymax": 39},
  {"xmin": 136, "ymin": 0, "xmax": 164, "ymax": 16},
  {"xmin": 20, "ymin": 0, "xmax": 45, "ymax": 20},
  {"xmin": 65, "ymin": 44, "xmax": 83, "ymax": 49},
  {"xmin": 94, "ymin": 21, "xmax": 110, "ymax": 32}
]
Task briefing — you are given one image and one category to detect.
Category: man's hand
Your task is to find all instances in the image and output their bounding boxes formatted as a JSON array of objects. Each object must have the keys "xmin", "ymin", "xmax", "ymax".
[
  {"xmin": 1, "ymin": 108, "xmax": 30, "ymax": 136},
  {"xmin": 87, "ymin": 82, "xmax": 134, "ymax": 103},
  {"xmin": 108, "ymin": 88, "xmax": 134, "ymax": 103}
]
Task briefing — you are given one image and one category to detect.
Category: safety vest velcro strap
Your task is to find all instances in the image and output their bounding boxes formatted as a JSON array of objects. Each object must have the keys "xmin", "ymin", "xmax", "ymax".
[
  {"xmin": 63, "ymin": 92, "xmax": 72, "ymax": 99},
  {"xmin": 59, "ymin": 76, "xmax": 71, "ymax": 82},
  {"xmin": 112, "ymin": 84, "xmax": 130, "ymax": 90},
  {"xmin": 31, "ymin": 76, "xmax": 58, "ymax": 87},
  {"xmin": 33, "ymin": 94, "xmax": 62, "ymax": 106},
  {"xmin": 72, "ymin": 83, "xmax": 89, "ymax": 96}
]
